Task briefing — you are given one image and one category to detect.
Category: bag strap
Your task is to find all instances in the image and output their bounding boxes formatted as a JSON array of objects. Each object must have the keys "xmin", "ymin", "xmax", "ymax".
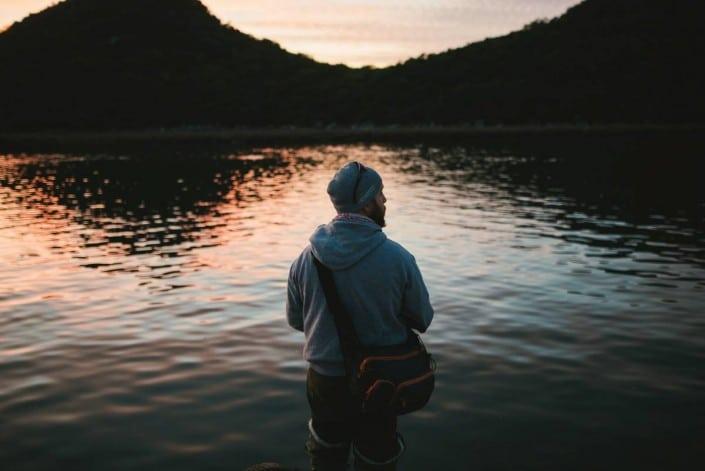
[{"xmin": 311, "ymin": 253, "xmax": 361, "ymax": 378}]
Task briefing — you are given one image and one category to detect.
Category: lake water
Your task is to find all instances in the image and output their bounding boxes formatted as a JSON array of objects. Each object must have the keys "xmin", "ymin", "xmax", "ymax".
[{"xmin": 1, "ymin": 135, "xmax": 704, "ymax": 470}]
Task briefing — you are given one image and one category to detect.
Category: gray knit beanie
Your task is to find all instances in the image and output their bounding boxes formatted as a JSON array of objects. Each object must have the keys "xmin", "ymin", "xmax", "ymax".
[{"xmin": 327, "ymin": 161, "xmax": 383, "ymax": 213}]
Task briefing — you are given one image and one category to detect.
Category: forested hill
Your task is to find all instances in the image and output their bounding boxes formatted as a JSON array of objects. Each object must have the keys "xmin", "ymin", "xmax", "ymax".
[
  {"xmin": 367, "ymin": 0, "xmax": 705, "ymax": 125},
  {"xmin": 0, "ymin": 0, "xmax": 355, "ymax": 129},
  {"xmin": 0, "ymin": 0, "xmax": 702, "ymax": 130}
]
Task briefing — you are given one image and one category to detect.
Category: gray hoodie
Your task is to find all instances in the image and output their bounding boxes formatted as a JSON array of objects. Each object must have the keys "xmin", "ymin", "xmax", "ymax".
[{"xmin": 286, "ymin": 213, "xmax": 434, "ymax": 376}]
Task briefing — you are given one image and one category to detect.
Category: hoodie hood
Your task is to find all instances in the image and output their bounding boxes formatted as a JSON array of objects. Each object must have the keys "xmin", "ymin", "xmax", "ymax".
[{"xmin": 309, "ymin": 213, "xmax": 387, "ymax": 271}]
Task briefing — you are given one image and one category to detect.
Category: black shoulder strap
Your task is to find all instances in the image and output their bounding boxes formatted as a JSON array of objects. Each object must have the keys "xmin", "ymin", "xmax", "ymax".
[{"xmin": 311, "ymin": 253, "xmax": 361, "ymax": 377}]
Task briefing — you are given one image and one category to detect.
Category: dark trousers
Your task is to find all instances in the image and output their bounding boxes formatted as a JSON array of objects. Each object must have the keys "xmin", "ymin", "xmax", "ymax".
[{"xmin": 306, "ymin": 368, "xmax": 401, "ymax": 470}]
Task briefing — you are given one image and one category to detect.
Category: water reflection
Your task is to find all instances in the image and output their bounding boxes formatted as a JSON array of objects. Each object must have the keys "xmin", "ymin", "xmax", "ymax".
[
  {"xmin": 0, "ymin": 150, "xmax": 308, "ymax": 281},
  {"xmin": 2, "ymin": 136, "xmax": 702, "ymax": 275},
  {"xmin": 390, "ymin": 138, "xmax": 705, "ymax": 273},
  {"xmin": 1, "ymin": 137, "xmax": 704, "ymax": 471}
]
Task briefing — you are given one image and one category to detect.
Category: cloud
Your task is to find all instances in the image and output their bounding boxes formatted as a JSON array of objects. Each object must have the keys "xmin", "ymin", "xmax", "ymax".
[
  {"xmin": 206, "ymin": 0, "xmax": 582, "ymax": 66},
  {"xmin": 0, "ymin": 0, "xmax": 57, "ymax": 23}
]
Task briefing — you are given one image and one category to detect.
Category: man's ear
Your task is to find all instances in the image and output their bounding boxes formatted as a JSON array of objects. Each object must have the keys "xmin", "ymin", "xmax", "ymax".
[{"xmin": 360, "ymin": 199, "xmax": 375, "ymax": 217}]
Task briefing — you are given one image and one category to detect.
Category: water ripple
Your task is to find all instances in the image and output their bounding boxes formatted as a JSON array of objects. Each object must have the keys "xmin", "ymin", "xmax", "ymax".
[{"xmin": 1, "ymin": 138, "xmax": 704, "ymax": 470}]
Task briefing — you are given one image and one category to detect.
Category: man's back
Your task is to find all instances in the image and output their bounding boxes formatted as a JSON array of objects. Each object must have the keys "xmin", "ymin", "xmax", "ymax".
[{"xmin": 287, "ymin": 213, "xmax": 433, "ymax": 376}]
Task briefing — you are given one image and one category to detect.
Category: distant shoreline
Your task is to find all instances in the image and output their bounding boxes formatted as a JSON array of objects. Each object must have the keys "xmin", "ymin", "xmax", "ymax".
[
  {"xmin": 2, "ymin": 124, "xmax": 702, "ymax": 139},
  {"xmin": 1, "ymin": 124, "xmax": 703, "ymax": 150}
]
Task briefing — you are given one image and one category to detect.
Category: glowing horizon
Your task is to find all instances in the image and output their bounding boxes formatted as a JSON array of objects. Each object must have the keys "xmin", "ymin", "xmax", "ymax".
[{"xmin": 0, "ymin": 0, "xmax": 582, "ymax": 67}]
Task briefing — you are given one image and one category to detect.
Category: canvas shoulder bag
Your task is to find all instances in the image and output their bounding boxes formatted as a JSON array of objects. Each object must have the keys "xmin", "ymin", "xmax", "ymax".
[{"xmin": 312, "ymin": 254, "xmax": 435, "ymax": 415}]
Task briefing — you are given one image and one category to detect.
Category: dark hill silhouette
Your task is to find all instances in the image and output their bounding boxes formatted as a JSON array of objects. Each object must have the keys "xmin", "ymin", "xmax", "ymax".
[
  {"xmin": 0, "ymin": 0, "xmax": 356, "ymax": 129},
  {"xmin": 0, "ymin": 0, "xmax": 702, "ymax": 130},
  {"xmin": 365, "ymin": 0, "xmax": 705, "ymax": 125}
]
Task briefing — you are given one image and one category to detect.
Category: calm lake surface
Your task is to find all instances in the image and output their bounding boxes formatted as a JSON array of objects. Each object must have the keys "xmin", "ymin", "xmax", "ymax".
[{"xmin": 1, "ymin": 135, "xmax": 704, "ymax": 470}]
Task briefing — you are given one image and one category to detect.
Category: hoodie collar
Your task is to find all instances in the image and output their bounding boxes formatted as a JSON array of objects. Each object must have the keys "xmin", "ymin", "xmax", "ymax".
[
  {"xmin": 309, "ymin": 213, "xmax": 387, "ymax": 271},
  {"xmin": 333, "ymin": 212, "xmax": 378, "ymax": 225}
]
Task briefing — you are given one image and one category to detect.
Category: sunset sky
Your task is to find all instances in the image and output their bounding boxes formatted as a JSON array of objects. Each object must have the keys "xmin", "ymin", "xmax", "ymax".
[{"xmin": 0, "ymin": 0, "xmax": 582, "ymax": 67}]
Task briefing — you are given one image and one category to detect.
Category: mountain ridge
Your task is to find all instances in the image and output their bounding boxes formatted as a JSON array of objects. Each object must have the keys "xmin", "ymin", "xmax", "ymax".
[{"xmin": 1, "ymin": 0, "xmax": 702, "ymax": 130}]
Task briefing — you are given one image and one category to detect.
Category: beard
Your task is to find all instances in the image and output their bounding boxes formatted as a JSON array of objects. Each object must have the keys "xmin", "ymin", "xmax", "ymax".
[{"xmin": 368, "ymin": 200, "xmax": 386, "ymax": 227}]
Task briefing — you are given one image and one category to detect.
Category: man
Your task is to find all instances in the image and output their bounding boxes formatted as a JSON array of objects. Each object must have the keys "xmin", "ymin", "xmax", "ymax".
[{"xmin": 286, "ymin": 161, "xmax": 434, "ymax": 471}]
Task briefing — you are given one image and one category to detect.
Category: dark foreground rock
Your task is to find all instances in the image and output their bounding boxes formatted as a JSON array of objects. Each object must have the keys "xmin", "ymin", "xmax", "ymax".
[{"xmin": 243, "ymin": 463, "xmax": 301, "ymax": 471}]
